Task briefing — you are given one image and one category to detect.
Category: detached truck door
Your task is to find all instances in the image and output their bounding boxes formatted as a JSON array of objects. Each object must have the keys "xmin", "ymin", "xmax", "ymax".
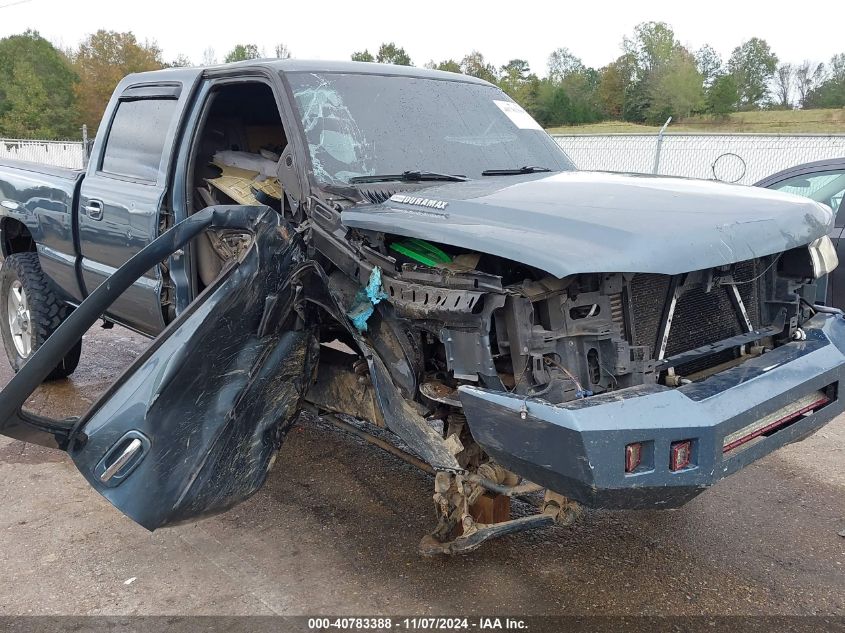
[
  {"xmin": 0, "ymin": 206, "xmax": 317, "ymax": 529},
  {"xmin": 78, "ymin": 74, "xmax": 200, "ymax": 336}
]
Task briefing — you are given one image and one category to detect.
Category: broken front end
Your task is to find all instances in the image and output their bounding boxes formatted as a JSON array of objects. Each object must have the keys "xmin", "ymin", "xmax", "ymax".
[
  {"xmin": 305, "ymin": 210, "xmax": 845, "ymax": 552},
  {"xmin": 2, "ymin": 203, "xmax": 844, "ymax": 555}
]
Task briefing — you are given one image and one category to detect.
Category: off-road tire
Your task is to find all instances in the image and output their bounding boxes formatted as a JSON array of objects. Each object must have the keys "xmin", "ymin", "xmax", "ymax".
[{"xmin": 0, "ymin": 253, "xmax": 81, "ymax": 380}]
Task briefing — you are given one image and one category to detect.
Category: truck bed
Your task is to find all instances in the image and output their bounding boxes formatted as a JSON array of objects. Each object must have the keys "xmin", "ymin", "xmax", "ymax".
[
  {"xmin": 0, "ymin": 157, "xmax": 85, "ymax": 302},
  {"xmin": 0, "ymin": 157, "xmax": 84, "ymax": 182}
]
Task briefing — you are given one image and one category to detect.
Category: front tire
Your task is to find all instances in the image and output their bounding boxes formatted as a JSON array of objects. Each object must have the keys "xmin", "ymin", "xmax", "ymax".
[{"xmin": 0, "ymin": 252, "xmax": 81, "ymax": 380}]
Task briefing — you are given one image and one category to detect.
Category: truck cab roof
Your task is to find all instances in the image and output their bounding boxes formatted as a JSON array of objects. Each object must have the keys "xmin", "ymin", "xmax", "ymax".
[{"xmin": 121, "ymin": 59, "xmax": 492, "ymax": 87}]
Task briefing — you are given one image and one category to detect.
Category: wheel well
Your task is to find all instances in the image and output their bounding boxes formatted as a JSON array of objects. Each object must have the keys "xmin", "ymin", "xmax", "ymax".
[{"xmin": 1, "ymin": 218, "xmax": 35, "ymax": 257}]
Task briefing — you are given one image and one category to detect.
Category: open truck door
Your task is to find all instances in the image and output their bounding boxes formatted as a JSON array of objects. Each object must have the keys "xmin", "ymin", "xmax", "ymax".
[{"xmin": 0, "ymin": 206, "xmax": 317, "ymax": 529}]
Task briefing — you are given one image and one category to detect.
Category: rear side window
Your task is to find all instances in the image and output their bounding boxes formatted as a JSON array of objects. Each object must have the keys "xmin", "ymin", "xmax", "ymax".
[{"xmin": 100, "ymin": 99, "xmax": 178, "ymax": 182}]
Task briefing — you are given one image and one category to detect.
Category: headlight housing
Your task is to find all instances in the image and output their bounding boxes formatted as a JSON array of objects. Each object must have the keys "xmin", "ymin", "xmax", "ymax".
[{"xmin": 808, "ymin": 235, "xmax": 838, "ymax": 278}]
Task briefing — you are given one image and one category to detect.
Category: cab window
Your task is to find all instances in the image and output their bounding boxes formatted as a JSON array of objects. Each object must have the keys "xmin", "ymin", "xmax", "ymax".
[{"xmin": 101, "ymin": 98, "xmax": 179, "ymax": 183}]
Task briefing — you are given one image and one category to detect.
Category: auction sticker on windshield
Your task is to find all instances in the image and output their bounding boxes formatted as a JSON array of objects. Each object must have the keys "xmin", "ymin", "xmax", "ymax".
[{"xmin": 494, "ymin": 100, "xmax": 543, "ymax": 130}]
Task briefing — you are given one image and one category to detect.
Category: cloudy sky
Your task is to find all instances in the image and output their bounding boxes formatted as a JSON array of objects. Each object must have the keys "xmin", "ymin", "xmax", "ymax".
[{"xmin": 1, "ymin": 0, "xmax": 843, "ymax": 73}]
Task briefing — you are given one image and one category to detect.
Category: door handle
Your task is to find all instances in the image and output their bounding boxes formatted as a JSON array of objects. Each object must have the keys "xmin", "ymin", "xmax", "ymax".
[
  {"xmin": 100, "ymin": 438, "xmax": 142, "ymax": 482},
  {"xmin": 84, "ymin": 200, "xmax": 104, "ymax": 220}
]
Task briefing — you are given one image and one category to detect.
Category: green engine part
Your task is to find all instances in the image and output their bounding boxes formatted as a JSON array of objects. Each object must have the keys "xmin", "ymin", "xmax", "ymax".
[{"xmin": 389, "ymin": 238, "xmax": 452, "ymax": 267}]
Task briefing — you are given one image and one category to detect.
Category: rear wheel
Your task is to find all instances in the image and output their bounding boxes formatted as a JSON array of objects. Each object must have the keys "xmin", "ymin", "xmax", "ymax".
[{"xmin": 0, "ymin": 252, "xmax": 81, "ymax": 380}]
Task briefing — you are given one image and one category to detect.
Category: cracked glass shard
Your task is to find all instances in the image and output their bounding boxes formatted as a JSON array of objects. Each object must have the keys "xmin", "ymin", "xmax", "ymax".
[{"xmin": 292, "ymin": 74, "xmax": 374, "ymax": 184}]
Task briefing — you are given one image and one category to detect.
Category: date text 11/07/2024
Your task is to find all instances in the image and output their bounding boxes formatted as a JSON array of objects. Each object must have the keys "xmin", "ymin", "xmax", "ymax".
[{"xmin": 306, "ymin": 617, "xmax": 528, "ymax": 630}]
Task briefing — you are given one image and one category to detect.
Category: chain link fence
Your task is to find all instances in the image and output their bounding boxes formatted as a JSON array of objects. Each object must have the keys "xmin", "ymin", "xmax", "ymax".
[
  {"xmin": 3, "ymin": 132, "xmax": 845, "ymax": 184},
  {"xmin": 0, "ymin": 137, "xmax": 88, "ymax": 170},
  {"xmin": 552, "ymin": 133, "xmax": 845, "ymax": 185}
]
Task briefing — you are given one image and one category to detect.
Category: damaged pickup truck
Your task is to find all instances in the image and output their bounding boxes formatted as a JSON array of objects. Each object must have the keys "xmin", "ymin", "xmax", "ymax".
[{"xmin": 1, "ymin": 60, "xmax": 843, "ymax": 554}]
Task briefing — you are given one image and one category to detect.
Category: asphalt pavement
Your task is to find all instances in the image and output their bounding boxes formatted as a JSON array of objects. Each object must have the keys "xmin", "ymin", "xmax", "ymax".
[{"xmin": 0, "ymin": 325, "xmax": 842, "ymax": 616}]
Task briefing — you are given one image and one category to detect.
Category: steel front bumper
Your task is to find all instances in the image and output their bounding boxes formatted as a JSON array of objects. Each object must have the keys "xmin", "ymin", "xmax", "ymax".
[{"xmin": 459, "ymin": 313, "xmax": 845, "ymax": 509}]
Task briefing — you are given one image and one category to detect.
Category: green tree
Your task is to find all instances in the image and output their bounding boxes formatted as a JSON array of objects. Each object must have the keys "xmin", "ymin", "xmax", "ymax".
[
  {"xmin": 727, "ymin": 37, "xmax": 778, "ymax": 108},
  {"xmin": 1, "ymin": 60, "xmax": 53, "ymax": 137},
  {"xmin": 622, "ymin": 78, "xmax": 650, "ymax": 122},
  {"xmin": 515, "ymin": 76, "xmax": 542, "ymax": 119},
  {"xmin": 500, "ymin": 59, "xmax": 530, "ymax": 81},
  {"xmin": 460, "ymin": 51, "xmax": 498, "ymax": 83},
  {"xmin": 533, "ymin": 71, "xmax": 603, "ymax": 127},
  {"xmin": 72, "ymin": 30, "xmax": 165, "ymax": 130},
  {"xmin": 224, "ymin": 44, "xmax": 261, "ymax": 63},
  {"xmin": 426, "ymin": 59, "xmax": 461, "ymax": 73},
  {"xmin": 618, "ymin": 22, "xmax": 680, "ymax": 122},
  {"xmin": 706, "ymin": 73, "xmax": 739, "ymax": 115},
  {"xmin": 647, "ymin": 48, "xmax": 704, "ymax": 122},
  {"xmin": 559, "ymin": 69, "xmax": 602, "ymax": 123},
  {"xmin": 805, "ymin": 53, "xmax": 845, "ymax": 108},
  {"xmin": 0, "ymin": 30, "xmax": 80, "ymax": 138},
  {"xmin": 547, "ymin": 47, "xmax": 584, "ymax": 82},
  {"xmin": 534, "ymin": 81, "xmax": 572, "ymax": 127},
  {"xmin": 623, "ymin": 21, "xmax": 678, "ymax": 74},
  {"xmin": 351, "ymin": 49, "xmax": 374, "ymax": 62},
  {"xmin": 498, "ymin": 60, "xmax": 541, "ymax": 115},
  {"xmin": 695, "ymin": 44, "xmax": 722, "ymax": 88},
  {"xmin": 376, "ymin": 42, "xmax": 412, "ymax": 66},
  {"xmin": 167, "ymin": 54, "xmax": 192, "ymax": 68},
  {"xmin": 597, "ymin": 59, "xmax": 628, "ymax": 118}
]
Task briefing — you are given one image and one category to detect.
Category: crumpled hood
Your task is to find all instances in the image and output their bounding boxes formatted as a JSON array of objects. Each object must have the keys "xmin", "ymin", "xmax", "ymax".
[{"xmin": 341, "ymin": 171, "xmax": 834, "ymax": 277}]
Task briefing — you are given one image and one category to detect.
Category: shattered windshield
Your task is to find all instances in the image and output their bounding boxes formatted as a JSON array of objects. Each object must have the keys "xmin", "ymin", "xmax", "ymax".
[{"xmin": 285, "ymin": 71, "xmax": 574, "ymax": 185}]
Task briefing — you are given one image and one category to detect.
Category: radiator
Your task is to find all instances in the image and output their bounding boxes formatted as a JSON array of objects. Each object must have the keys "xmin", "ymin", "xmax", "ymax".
[{"xmin": 628, "ymin": 260, "xmax": 762, "ymax": 362}]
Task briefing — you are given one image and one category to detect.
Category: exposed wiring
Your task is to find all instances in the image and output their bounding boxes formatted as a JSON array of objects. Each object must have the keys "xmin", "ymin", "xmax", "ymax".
[
  {"xmin": 515, "ymin": 354, "xmax": 592, "ymax": 420},
  {"xmin": 507, "ymin": 355, "xmax": 531, "ymax": 394},
  {"xmin": 508, "ymin": 352, "xmax": 596, "ymax": 420},
  {"xmin": 543, "ymin": 355, "xmax": 588, "ymax": 396},
  {"xmin": 599, "ymin": 362, "xmax": 618, "ymax": 388},
  {"xmin": 721, "ymin": 254, "xmax": 782, "ymax": 286}
]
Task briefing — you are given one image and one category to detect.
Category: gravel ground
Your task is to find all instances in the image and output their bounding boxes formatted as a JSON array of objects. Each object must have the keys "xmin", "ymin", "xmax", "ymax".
[{"xmin": 0, "ymin": 325, "xmax": 842, "ymax": 616}]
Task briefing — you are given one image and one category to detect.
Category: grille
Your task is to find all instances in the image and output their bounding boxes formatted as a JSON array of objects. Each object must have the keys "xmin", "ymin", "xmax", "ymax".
[{"xmin": 629, "ymin": 260, "xmax": 762, "ymax": 360}]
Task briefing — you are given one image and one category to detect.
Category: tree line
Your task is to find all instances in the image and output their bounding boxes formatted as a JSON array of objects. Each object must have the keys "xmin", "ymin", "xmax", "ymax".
[
  {"xmin": 1, "ymin": 24, "xmax": 844, "ymax": 139},
  {"xmin": 408, "ymin": 23, "xmax": 845, "ymax": 128},
  {"xmin": 0, "ymin": 31, "xmax": 293, "ymax": 138}
]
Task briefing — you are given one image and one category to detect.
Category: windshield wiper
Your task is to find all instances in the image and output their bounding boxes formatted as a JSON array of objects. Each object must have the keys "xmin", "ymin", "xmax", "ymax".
[
  {"xmin": 482, "ymin": 166, "xmax": 553, "ymax": 176},
  {"xmin": 348, "ymin": 170, "xmax": 467, "ymax": 184}
]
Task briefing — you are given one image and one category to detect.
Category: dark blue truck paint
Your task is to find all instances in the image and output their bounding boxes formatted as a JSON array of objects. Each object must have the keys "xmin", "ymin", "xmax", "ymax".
[
  {"xmin": 0, "ymin": 60, "xmax": 843, "ymax": 552},
  {"xmin": 342, "ymin": 170, "xmax": 833, "ymax": 278},
  {"xmin": 0, "ymin": 68, "xmax": 204, "ymax": 335},
  {"xmin": 0, "ymin": 206, "xmax": 316, "ymax": 528},
  {"xmin": 0, "ymin": 159, "xmax": 84, "ymax": 304}
]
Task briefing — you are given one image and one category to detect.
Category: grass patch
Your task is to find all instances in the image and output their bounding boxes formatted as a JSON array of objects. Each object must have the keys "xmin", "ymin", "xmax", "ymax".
[{"xmin": 547, "ymin": 108, "xmax": 845, "ymax": 134}]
